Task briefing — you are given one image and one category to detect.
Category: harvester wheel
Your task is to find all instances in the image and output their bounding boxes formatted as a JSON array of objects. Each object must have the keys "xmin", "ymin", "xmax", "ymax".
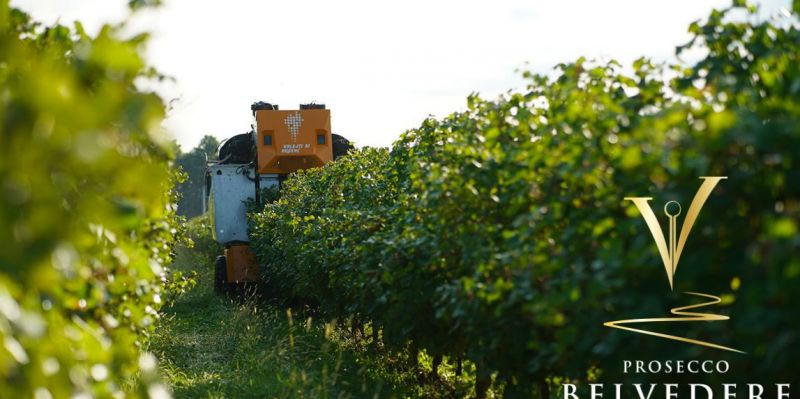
[{"xmin": 214, "ymin": 255, "xmax": 228, "ymax": 295}]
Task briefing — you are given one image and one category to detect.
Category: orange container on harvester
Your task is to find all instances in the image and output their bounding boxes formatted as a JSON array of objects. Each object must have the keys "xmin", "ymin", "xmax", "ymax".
[
  {"xmin": 254, "ymin": 104, "xmax": 333, "ymax": 174},
  {"xmin": 206, "ymin": 102, "xmax": 351, "ymax": 295}
]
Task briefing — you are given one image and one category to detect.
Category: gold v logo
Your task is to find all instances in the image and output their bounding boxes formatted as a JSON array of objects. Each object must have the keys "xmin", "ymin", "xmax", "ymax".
[
  {"xmin": 606, "ymin": 175, "xmax": 743, "ymax": 354},
  {"xmin": 624, "ymin": 176, "xmax": 727, "ymax": 290}
]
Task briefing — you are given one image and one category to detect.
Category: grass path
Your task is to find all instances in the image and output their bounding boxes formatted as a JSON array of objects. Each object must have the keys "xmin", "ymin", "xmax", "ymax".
[{"xmin": 149, "ymin": 247, "xmax": 412, "ymax": 398}]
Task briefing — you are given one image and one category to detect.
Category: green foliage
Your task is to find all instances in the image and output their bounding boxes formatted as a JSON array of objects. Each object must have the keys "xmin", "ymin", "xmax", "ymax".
[
  {"xmin": 0, "ymin": 2, "xmax": 182, "ymax": 397},
  {"xmin": 184, "ymin": 213, "xmax": 221, "ymax": 262},
  {"xmin": 128, "ymin": 0, "xmax": 163, "ymax": 11},
  {"xmin": 250, "ymin": 2, "xmax": 799, "ymax": 395}
]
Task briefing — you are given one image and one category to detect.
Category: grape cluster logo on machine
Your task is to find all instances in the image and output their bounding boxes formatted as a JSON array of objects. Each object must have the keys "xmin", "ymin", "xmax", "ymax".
[{"xmin": 284, "ymin": 112, "xmax": 303, "ymax": 143}]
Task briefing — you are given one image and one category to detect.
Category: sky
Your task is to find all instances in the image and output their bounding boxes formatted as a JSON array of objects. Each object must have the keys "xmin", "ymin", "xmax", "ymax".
[{"xmin": 9, "ymin": 0, "xmax": 793, "ymax": 150}]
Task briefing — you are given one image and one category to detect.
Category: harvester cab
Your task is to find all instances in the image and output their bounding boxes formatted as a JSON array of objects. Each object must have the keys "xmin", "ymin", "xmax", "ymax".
[{"xmin": 207, "ymin": 102, "xmax": 350, "ymax": 294}]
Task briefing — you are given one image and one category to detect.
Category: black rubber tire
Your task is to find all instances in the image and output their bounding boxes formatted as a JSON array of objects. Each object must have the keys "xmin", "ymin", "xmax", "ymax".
[{"xmin": 214, "ymin": 255, "xmax": 228, "ymax": 295}]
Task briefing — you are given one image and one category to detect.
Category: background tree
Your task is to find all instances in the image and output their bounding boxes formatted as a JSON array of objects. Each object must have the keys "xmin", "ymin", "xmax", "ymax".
[{"xmin": 176, "ymin": 134, "xmax": 219, "ymax": 218}]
